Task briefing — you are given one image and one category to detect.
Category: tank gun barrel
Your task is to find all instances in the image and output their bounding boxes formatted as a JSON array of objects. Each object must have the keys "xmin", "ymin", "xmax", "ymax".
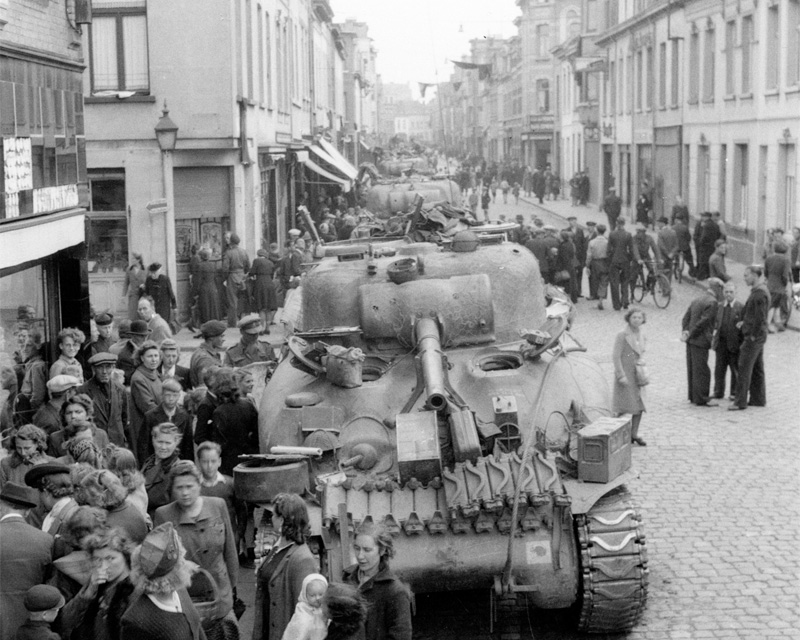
[{"xmin": 415, "ymin": 317, "xmax": 447, "ymax": 411}]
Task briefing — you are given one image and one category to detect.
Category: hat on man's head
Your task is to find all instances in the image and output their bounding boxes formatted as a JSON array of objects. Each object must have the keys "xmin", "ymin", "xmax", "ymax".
[
  {"xmin": 0, "ymin": 482, "xmax": 40, "ymax": 508},
  {"xmin": 95, "ymin": 312, "xmax": 114, "ymax": 327},
  {"xmin": 160, "ymin": 338, "xmax": 178, "ymax": 350},
  {"xmin": 567, "ymin": 215, "xmax": 577, "ymax": 221},
  {"xmin": 586, "ymin": 220, "xmax": 597, "ymax": 227},
  {"xmin": 47, "ymin": 375, "xmax": 81, "ymax": 394},
  {"xmin": 288, "ymin": 228, "xmax": 302, "ymax": 237},
  {"xmin": 635, "ymin": 222, "xmax": 647, "ymax": 232},
  {"xmin": 658, "ymin": 216, "xmax": 669, "ymax": 224},
  {"xmin": 139, "ymin": 522, "xmax": 182, "ymax": 579},
  {"xmin": 237, "ymin": 313, "xmax": 263, "ymax": 335},
  {"xmin": 148, "ymin": 263, "xmax": 162, "ymax": 272},
  {"xmin": 24, "ymin": 463, "xmax": 72, "ymax": 489},
  {"xmin": 515, "ymin": 214, "xmax": 524, "ymax": 222},
  {"xmin": 88, "ymin": 352, "xmax": 117, "ymax": 367},
  {"xmin": 200, "ymin": 320, "xmax": 227, "ymax": 338},
  {"xmin": 700, "ymin": 211, "xmax": 711, "ymax": 217},
  {"xmin": 128, "ymin": 320, "xmax": 151, "ymax": 337},
  {"xmin": 24, "ymin": 585, "xmax": 65, "ymax": 612},
  {"xmin": 117, "ymin": 319, "xmax": 132, "ymax": 338}
]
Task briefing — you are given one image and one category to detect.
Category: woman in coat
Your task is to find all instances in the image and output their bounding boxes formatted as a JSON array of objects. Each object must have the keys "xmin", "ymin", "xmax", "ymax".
[
  {"xmin": 612, "ymin": 308, "xmax": 648, "ymax": 446},
  {"xmin": 142, "ymin": 263, "xmax": 177, "ymax": 326},
  {"xmin": 140, "ymin": 422, "xmax": 183, "ymax": 517},
  {"xmin": 59, "ymin": 527, "xmax": 136, "ymax": 640},
  {"xmin": 130, "ymin": 341, "xmax": 163, "ymax": 463},
  {"xmin": 342, "ymin": 522, "xmax": 412, "ymax": 640},
  {"xmin": 253, "ymin": 493, "xmax": 318, "ymax": 640},
  {"xmin": 194, "ymin": 248, "xmax": 221, "ymax": 324},
  {"xmin": 209, "ymin": 369, "xmax": 258, "ymax": 477},
  {"xmin": 249, "ymin": 249, "xmax": 278, "ymax": 332},
  {"xmin": 154, "ymin": 460, "xmax": 239, "ymax": 640},
  {"xmin": 121, "ymin": 522, "xmax": 206, "ymax": 640},
  {"xmin": 0, "ymin": 423, "xmax": 54, "ymax": 489},
  {"xmin": 48, "ymin": 394, "xmax": 110, "ymax": 459}
]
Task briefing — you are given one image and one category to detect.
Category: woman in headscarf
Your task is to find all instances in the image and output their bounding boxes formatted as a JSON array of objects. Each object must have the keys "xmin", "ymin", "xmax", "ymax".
[
  {"xmin": 281, "ymin": 573, "xmax": 328, "ymax": 640},
  {"xmin": 121, "ymin": 522, "xmax": 206, "ymax": 640}
]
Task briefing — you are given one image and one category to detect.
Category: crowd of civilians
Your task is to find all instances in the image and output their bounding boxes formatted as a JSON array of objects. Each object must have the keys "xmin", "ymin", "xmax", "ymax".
[{"xmin": 1, "ymin": 288, "xmax": 412, "ymax": 640}]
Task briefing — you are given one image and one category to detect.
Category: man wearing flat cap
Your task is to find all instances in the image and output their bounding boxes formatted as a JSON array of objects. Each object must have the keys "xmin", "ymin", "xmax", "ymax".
[
  {"xmin": 82, "ymin": 312, "xmax": 115, "ymax": 375},
  {"xmin": 77, "ymin": 352, "xmax": 128, "ymax": 447},
  {"xmin": 189, "ymin": 320, "xmax": 227, "ymax": 388},
  {"xmin": 0, "ymin": 482, "xmax": 54, "ymax": 640},
  {"xmin": 31, "ymin": 375, "xmax": 81, "ymax": 436},
  {"xmin": 223, "ymin": 314, "xmax": 275, "ymax": 368}
]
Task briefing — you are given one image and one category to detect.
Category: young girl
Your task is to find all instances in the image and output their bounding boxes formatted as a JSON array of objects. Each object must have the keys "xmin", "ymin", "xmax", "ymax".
[{"xmin": 282, "ymin": 573, "xmax": 328, "ymax": 640}]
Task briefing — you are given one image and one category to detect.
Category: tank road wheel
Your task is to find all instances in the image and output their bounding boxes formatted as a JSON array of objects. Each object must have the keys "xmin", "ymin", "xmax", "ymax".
[{"xmin": 574, "ymin": 486, "xmax": 649, "ymax": 633}]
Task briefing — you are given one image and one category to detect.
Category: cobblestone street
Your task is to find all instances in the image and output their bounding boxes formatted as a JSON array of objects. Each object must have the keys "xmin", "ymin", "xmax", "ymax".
[{"xmin": 410, "ymin": 198, "xmax": 800, "ymax": 639}]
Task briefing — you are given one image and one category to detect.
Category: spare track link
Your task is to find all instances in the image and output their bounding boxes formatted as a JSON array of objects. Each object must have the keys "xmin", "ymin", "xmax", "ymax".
[{"xmin": 575, "ymin": 486, "xmax": 648, "ymax": 633}]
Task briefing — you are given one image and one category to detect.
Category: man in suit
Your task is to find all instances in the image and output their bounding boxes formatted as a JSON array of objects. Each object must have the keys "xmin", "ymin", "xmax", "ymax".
[
  {"xmin": 77, "ymin": 352, "xmax": 128, "ymax": 447},
  {"xmin": 712, "ymin": 282, "xmax": 744, "ymax": 400},
  {"xmin": 693, "ymin": 212, "xmax": 722, "ymax": 280},
  {"xmin": 681, "ymin": 278, "xmax": 724, "ymax": 406},
  {"xmin": 607, "ymin": 218, "xmax": 635, "ymax": 311},
  {"xmin": 0, "ymin": 483, "xmax": 53, "ymax": 640},
  {"xmin": 729, "ymin": 266, "xmax": 770, "ymax": 411},
  {"xmin": 567, "ymin": 216, "xmax": 588, "ymax": 297},
  {"xmin": 159, "ymin": 339, "xmax": 191, "ymax": 391},
  {"xmin": 601, "ymin": 187, "xmax": 621, "ymax": 231}
]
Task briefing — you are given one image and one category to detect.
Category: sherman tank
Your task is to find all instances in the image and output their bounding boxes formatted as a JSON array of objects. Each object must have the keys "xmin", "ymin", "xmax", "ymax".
[{"xmin": 235, "ymin": 229, "xmax": 648, "ymax": 634}]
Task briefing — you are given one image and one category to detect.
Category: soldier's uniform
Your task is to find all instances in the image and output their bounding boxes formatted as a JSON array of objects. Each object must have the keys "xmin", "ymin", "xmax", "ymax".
[
  {"xmin": 223, "ymin": 314, "xmax": 274, "ymax": 368},
  {"xmin": 189, "ymin": 320, "xmax": 226, "ymax": 387}
]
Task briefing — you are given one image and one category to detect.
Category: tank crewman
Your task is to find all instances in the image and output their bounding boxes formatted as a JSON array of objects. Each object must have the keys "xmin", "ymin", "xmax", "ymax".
[
  {"xmin": 223, "ymin": 314, "xmax": 275, "ymax": 368},
  {"xmin": 189, "ymin": 320, "xmax": 227, "ymax": 388},
  {"xmin": 77, "ymin": 352, "xmax": 128, "ymax": 447}
]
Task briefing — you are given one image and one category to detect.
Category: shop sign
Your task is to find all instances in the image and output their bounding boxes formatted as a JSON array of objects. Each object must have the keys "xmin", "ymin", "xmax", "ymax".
[
  {"xmin": 32, "ymin": 184, "xmax": 79, "ymax": 214},
  {"xmin": 4, "ymin": 137, "xmax": 33, "ymax": 194}
]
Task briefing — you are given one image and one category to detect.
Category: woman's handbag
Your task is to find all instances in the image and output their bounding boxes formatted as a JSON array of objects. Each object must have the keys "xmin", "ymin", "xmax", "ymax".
[{"xmin": 634, "ymin": 360, "xmax": 650, "ymax": 386}]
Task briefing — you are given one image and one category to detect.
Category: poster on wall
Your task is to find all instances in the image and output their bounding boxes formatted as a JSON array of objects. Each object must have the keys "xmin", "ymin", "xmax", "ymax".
[
  {"xmin": 176, "ymin": 224, "xmax": 195, "ymax": 262},
  {"xmin": 3, "ymin": 137, "xmax": 33, "ymax": 195},
  {"xmin": 200, "ymin": 222, "xmax": 223, "ymax": 259}
]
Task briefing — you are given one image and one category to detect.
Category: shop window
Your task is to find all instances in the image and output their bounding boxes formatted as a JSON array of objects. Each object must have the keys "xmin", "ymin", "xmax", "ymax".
[
  {"xmin": 87, "ymin": 173, "xmax": 128, "ymax": 274},
  {"xmin": 89, "ymin": 0, "xmax": 150, "ymax": 94},
  {"xmin": 0, "ymin": 263, "xmax": 49, "ymax": 370}
]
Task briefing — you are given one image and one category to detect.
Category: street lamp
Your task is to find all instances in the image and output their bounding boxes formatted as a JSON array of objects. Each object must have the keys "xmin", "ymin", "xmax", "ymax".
[{"xmin": 155, "ymin": 102, "xmax": 178, "ymax": 287}]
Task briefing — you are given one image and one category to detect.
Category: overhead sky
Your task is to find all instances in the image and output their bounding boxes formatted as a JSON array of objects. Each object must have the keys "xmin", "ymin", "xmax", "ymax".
[{"xmin": 330, "ymin": 0, "xmax": 520, "ymax": 99}]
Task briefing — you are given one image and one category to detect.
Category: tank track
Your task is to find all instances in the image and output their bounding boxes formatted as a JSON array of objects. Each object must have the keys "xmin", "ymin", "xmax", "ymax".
[{"xmin": 575, "ymin": 486, "xmax": 648, "ymax": 633}]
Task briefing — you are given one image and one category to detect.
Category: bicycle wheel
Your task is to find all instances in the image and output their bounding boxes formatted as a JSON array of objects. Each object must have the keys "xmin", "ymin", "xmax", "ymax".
[
  {"xmin": 653, "ymin": 274, "xmax": 671, "ymax": 308},
  {"xmin": 632, "ymin": 270, "xmax": 646, "ymax": 302}
]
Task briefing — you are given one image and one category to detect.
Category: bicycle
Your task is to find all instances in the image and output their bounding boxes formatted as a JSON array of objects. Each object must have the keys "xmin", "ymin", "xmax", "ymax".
[{"xmin": 632, "ymin": 260, "xmax": 671, "ymax": 308}]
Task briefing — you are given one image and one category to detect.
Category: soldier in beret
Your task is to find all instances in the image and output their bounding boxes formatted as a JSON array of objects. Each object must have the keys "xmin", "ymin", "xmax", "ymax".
[
  {"xmin": 189, "ymin": 321, "xmax": 227, "ymax": 388},
  {"xmin": 77, "ymin": 352, "xmax": 128, "ymax": 447},
  {"xmin": 223, "ymin": 314, "xmax": 275, "ymax": 368},
  {"xmin": 0, "ymin": 483, "xmax": 54, "ymax": 640}
]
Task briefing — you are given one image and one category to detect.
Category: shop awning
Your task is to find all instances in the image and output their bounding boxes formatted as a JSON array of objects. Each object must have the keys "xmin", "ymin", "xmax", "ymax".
[
  {"xmin": 359, "ymin": 138, "xmax": 371, "ymax": 151},
  {"xmin": 303, "ymin": 157, "xmax": 351, "ymax": 192},
  {"xmin": 317, "ymin": 138, "xmax": 359, "ymax": 180},
  {"xmin": 0, "ymin": 209, "xmax": 86, "ymax": 271},
  {"xmin": 308, "ymin": 144, "xmax": 355, "ymax": 184}
]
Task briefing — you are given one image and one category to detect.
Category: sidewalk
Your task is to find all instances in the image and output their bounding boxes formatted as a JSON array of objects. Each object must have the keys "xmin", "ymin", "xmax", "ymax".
[{"xmin": 519, "ymin": 195, "xmax": 800, "ymax": 332}]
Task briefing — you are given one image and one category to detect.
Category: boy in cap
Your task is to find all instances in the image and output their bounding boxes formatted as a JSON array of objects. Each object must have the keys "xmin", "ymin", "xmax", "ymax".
[
  {"xmin": 189, "ymin": 320, "xmax": 226, "ymax": 388},
  {"xmin": 13, "ymin": 585, "xmax": 64, "ymax": 640},
  {"xmin": 78, "ymin": 352, "xmax": 128, "ymax": 447},
  {"xmin": 223, "ymin": 314, "xmax": 275, "ymax": 368},
  {"xmin": 32, "ymin": 375, "xmax": 81, "ymax": 435},
  {"xmin": 0, "ymin": 483, "xmax": 54, "ymax": 640}
]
